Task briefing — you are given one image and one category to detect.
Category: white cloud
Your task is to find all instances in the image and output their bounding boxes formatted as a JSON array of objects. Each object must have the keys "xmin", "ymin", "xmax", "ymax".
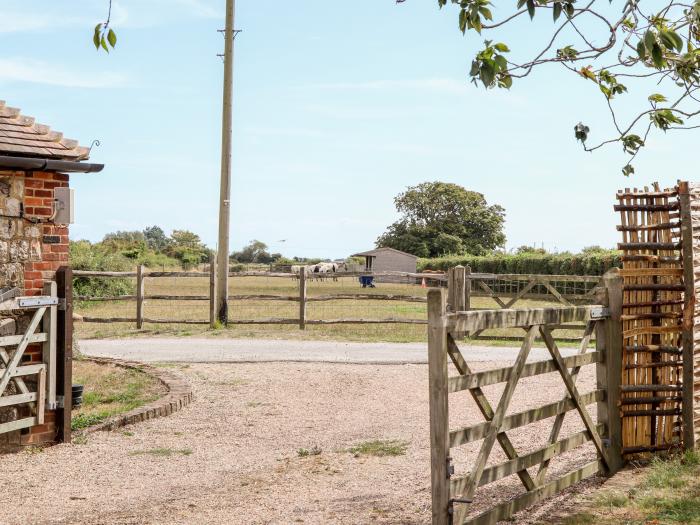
[
  {"xmin": 0, "ymin": 0, "xmax": 216, "ymax": 34},
  {"xmin": 0, "ymin": 58, "xmax": 127, "ymax": 88}
]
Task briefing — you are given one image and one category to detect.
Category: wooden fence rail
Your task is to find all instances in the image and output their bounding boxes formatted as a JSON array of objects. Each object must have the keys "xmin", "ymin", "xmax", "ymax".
[{"xmin": 72, "ymin": 267, "xmax": 605, "ymax": 330}]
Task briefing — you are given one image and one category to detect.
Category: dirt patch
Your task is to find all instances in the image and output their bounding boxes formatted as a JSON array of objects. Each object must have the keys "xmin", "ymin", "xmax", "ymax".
[{"xmin": 0, "ymin": 361, "xmax": 601, "ymax": 524}]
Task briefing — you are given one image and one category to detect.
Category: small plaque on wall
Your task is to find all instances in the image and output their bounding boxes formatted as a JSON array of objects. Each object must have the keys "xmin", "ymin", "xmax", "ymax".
[{"xmin": 42, "ymin": 235, "xmax": 60, "ymax": 244}]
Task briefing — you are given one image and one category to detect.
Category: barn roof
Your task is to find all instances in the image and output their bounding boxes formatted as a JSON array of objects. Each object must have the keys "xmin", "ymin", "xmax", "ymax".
[
  {"xmin": 353, "ymin": 247, "xmax": 419, "ymax": 259},
  {"xmin": 0, "ymin": 101, "xmax": 91, "ymax": 160}
]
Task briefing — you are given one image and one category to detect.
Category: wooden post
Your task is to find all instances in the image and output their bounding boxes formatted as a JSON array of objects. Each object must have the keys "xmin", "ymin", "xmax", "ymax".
[
  {"xmin": 464, "ymin": 265, "xmax": 472, "ymax": 311},
  {"xmin": 42, "ymin": 281, "xmax": 57, "ymax": 409},
  {"xmin": 299, "ymin": 269, "xmax": 307, "ymax": 330},
  {"xmin": 453, "ymin": 266, "xmax": 466, "ymax": 312},
  {"xmin": 428, "ymin": 288, "xmax": 449, "ymax": 525},
  {"xmin": 678, "ymin": 181, "xmax": 696, "ymax": 449},
  {"xmin": 209, "ymin": 255, "xmax": 217, "ymax": 328},
  {"xmin": 55, "ymin": 267, "xmax": 72, "ymax": 444},
  {"xmin": 136, "ymin": 265, "xmax": 145, "ymax": 330},
  {"xmin": 446, "ymin": 267, "xmax": 455, "ymax": 313},
  {"xmin": 597, "ymin": 269, "xmax": 623, "ymax": 474},
  {"xmin": 215, "ymin": 0, "xmax": 237, "ymax": 325}
]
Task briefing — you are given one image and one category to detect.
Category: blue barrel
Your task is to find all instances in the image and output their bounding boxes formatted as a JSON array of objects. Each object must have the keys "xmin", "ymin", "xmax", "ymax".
[{"xmin": 359, "ymin": 276, "xmax": 375, "ymax": 288}]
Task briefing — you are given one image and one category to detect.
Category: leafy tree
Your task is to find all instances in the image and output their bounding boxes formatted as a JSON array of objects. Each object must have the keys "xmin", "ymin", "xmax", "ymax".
[
  {"xmin": 101, "ymin": 230, "xmax": 147, "ymax": 259},
  {"xmin": 376, "ymin": 182, "xmax": 506, "ymax": 257},
  {"xmin": 166, "ymin": 229, "xmax": 210, "ymax": 269},
  {"xmin": 515, "ymin": 245, "xmax": 547, "ymax": 255},
  {"xmin": 230, "ymin": 240, "xmax": 281, "ymax": 264},
  {"xmin": 142, "ymin": 225, "xmax": 172, "ymax": 252},
  {"xmin": 431, "ymin": 1, "xmax": 700, "ymax": 176}
]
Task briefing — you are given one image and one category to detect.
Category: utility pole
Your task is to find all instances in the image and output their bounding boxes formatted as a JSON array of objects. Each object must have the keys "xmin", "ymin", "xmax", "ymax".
[{"xmin": 216, "ymin": 0, "xmax": 236, "ymax": 324}]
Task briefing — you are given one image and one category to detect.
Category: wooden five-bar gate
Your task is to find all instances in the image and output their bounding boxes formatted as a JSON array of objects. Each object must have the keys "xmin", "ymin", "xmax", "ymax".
[
  {"xmin": 429, "ymin": 182, "xmax": 699, "ymax": 524},
  {"xmin": 428, "ymin": 272, "xmax": 624, "ymax": 525}
]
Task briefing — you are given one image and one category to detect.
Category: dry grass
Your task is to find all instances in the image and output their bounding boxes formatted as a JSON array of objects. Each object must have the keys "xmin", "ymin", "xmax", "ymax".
[
  {"xmin": 74, "ymin": 275, "xmax": 584, "ymax": 343},
  {"xmin": 71, "ymin": 360, "xmax": 167, "ymax": 430}
]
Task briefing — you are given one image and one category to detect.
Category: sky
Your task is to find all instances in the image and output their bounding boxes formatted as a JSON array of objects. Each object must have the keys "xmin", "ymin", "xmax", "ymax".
[{"xmin": 0, "ymin": 1, "xmax": 696, "ymax": 259}]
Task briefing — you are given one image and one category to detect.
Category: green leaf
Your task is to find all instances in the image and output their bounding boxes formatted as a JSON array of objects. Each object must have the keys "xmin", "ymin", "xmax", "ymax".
[
  {"xmin": 651, "ymin": 43, "xmax": 664, "ymax": 68},
  {"xmin": 648, "ymin": 93, "xmax": 667, "ymax": 103},
  {"xmin": 663, "ymin": 30, "xmax": 683, "ymax": 52},
  {"xmin": 107, "ymin": 28, "xmax": 117, "ymax": 48},
  {"xmin": 636, "ymin": 40, "xmax": 646, "ymax": 60},
  {"xmin": 478, "ymin": 6, "xmax": 492, "ymax": 21},
  {"xmin": 494, "ymin": 42, "xmax": 510, "ymax": 53},
  {"xmin": 494, "ymin": 54, "xmax": 508, "ymax": 71},
  {"xmin": 526, "ymin": 0, "xmax": 535, "ymax": 19},
  {"xmin": 622, "ymin": 164, "xmax": 635, "ymax": 177},
  {"xmin": 459, "ymin": 9, "xmax": 468, "ymax": 34},
  {"xmin": 644, "ymin": 30, "xmax": 656, "ymax": 52},
  {"xmin": 553, "ymin": 2, "xmax": 562, "ymax": 21},
  {"xmin": 93, "ymin": 25, "xmax": 101, "ymax": 50},
  {"xmin": 100, "ymin": 35, "xmax": 109, "ymax": 53}
]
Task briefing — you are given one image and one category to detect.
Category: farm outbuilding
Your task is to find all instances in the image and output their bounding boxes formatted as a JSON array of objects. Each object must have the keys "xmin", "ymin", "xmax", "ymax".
[
  {"xmin": 353, "ymin": 247, "xmax": 418, "ymax": 280},
  {"xmin": 0, "ymin": 101, "xmax": 103, "ymax": 447}
]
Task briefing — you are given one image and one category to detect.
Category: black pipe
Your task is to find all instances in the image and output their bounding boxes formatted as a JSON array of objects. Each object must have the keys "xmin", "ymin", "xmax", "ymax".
[{"xmin": 0, "ymin": 155, "xmax": 104, "ymax": 173}]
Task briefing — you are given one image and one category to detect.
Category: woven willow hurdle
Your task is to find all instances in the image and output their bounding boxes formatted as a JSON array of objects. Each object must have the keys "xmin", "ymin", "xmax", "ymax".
[{"xmin": 615, "ymin": 183, "xmax": 694, "ymax": 454}]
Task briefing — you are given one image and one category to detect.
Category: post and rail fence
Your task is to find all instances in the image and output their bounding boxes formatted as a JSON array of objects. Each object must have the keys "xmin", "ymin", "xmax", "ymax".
[{"xmin": 71, "ymin": 267, "xmax": 605, "ymax": 333}]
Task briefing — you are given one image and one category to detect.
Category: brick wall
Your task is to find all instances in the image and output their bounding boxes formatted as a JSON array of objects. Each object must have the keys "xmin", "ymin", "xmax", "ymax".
[
  {"xmin": 0, "ymin": 169, "xmax": 69, "ymax": 446},
  {"xmin": 23, "ymin": 171, "xmax": 70, "ymax": 295}
]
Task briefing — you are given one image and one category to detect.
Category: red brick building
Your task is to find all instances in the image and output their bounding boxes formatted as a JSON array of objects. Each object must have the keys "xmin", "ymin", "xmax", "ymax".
[{"xmin": 0, "ymin": 101, "xmax": 103, "ymax": 446}]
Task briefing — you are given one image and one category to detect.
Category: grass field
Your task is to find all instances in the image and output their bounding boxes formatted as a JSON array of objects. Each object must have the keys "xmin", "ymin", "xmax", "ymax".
[{"xmin": 74, "ymin": 274, "xmax": 585, "ymax": 343}]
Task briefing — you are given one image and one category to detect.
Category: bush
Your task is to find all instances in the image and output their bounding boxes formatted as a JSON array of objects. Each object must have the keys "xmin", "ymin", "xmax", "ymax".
[
  {"xmin": 70, "ymin": 241, "xmax": 133, "ymax": 298},
  {"xmin": 135, "ymin": 250, "xmax": 180, "ymax": 270},
  {"xmin": 418, "ymin": 250, "xmax": 622, "ymax": 276}
]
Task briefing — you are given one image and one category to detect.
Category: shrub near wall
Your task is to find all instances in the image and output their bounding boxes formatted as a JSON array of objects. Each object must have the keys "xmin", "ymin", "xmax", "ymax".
[{"xmin": 418, "ymin": 251, "xmax": 622, "ymax": 276}]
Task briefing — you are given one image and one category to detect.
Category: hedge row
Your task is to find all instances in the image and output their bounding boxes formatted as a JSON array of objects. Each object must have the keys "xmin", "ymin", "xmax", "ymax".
[{"xmin": 418, "ymin": 252, "xmax": 622, "ymax": 276}]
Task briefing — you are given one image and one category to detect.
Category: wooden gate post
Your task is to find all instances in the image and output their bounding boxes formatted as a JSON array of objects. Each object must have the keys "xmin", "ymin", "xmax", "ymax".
[
  {"xmin": 136, "ymin": 265, "xmax": 145, "ymax": 330},
  {"xmin": 678, "ymin": 181, "xmax": 696, "ymax": 450},
  {"xmin": 597, "ymin": 269, "xmax": 623, "ymax": 473},
  {"xmin": 56, "ymin": 267, "xmax": 73, "ymax": 444},
  {"xmin": 428, "ymin": 288, "xmax": 449, "ymax": 525},
  {"xmin": 299, "ymin": 269, "xmax": 307, "ymax": 330}
]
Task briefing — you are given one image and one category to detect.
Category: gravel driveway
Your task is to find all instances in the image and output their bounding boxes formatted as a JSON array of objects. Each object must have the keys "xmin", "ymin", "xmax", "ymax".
[{"xmin": 0, "ymin": 359, "xmax": 600, "ymax": 524}]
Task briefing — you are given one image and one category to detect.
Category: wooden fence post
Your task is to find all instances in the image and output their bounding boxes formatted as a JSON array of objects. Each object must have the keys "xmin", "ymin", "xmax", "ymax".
[
  {"xmin": 446, "ymin": 267, "xmax": 455, "ymax": 313},
  {"xmin": 465, "ymin": 265, "xmax": 472, "ymax": 311},
  {"xmin": 299, "ymin": 269, "xmax": 307, "ymax": 330},
  {"xmin": 428, "ymin": 288, "xmax": 449, "ymax": 525},
  {"xmin": 678, "ymin": 181, "xmax": 696, "ymax": 450},
  {"xmin": 55, "ymin": 267, "xmax": 72, "ymax": 444},
  {"xmin": 597, "ymin": 268, "xmax": 623, "ymax": 474},
  {"xmin": 209, "ymin": 255, "xmax": 217, "ymax": 328},
  {"xmin": 453, "ymin": 266, "xmax": 466, "ymax": 312},
  {"xmin": 136, "ymin": 265, "xmax": 145, "ymax": 330}
]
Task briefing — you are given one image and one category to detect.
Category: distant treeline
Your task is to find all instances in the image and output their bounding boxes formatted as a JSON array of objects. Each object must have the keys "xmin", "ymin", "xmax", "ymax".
[{"xmin": 418, "ymin": 249, "xmax": 622, "ymax": 276}]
